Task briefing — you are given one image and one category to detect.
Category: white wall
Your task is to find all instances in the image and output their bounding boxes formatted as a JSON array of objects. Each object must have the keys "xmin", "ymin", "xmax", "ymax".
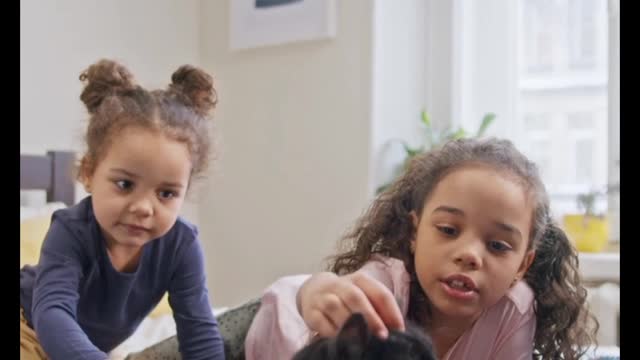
[
  {"xmin": 197, "ymin": 0, "xmax": 376, "ymax": 306},
  {"xmin": 455, "ymin": 0, "xmax": 518, "ymax": 138},
  {"xmin": 371, "ymin": 0, "xmax": 427, "ymax": 191},
  {"xmin": 20, "ymin": 0, "xmax": 202, "ymax": 221}
]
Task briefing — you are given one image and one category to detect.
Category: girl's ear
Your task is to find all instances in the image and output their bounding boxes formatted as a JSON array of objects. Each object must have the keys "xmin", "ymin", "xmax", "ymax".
[
  {"xmin": 80, "ymin": 175, "xmax": 92, "ymax": 194},
  {"xmin": 409, "ymin": 211, "xmax": 419, "ymax": 254},
  {"xmin": 516, "ymin": 250, "xmax": 535, "ymax": 280},
  {"xmin": 83, "ymin": 180, "xmax": 92, "ymax": 193}
]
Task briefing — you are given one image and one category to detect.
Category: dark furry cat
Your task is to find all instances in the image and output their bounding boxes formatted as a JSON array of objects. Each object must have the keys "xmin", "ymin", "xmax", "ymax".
[{"xmin": 292, "ymin": 313, "xmax": 437, "ymax": 360}]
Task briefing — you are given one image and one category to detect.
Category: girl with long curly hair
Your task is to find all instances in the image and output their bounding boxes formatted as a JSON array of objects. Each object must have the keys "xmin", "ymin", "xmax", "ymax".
[{"xmin": 245, "ymin": 137, "xmax": 598, "ymax": 360}]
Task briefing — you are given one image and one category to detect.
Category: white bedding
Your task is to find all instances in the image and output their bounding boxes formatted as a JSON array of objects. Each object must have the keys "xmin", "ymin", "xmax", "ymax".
[{"xmin": 107, "ymin": 307, "xmax": 228, "ymax": 360}]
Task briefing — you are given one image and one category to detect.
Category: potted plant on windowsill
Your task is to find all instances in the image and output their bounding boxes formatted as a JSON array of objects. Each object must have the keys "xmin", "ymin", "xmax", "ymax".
[
  {"xmin": 376, "ymin": 110, "xmax": 496, "ymax": 194},
  {"xmin": 563, "ymin": 183, "xmax": 619, "ymax": 253}
]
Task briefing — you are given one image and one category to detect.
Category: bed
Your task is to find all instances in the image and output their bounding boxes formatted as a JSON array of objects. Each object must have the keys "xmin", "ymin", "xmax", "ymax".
[
  {"xmin": 20, "ymin": 150, "xmax": 212, "ymax": 360},
  {"xmin": 20, "ymin": 151, "xmax": 76, "ymax": 206}
]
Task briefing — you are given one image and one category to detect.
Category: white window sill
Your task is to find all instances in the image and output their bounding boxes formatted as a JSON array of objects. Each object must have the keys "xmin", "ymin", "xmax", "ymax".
[{"xmin": 578, "ymin": 252, "xmax": 620, "ymax": 283}]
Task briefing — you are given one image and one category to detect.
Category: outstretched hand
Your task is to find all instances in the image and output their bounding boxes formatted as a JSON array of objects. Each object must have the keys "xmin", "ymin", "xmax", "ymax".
[{"xmin": 296, "ymin": 270, "xmax": 405, "ymax": 339}]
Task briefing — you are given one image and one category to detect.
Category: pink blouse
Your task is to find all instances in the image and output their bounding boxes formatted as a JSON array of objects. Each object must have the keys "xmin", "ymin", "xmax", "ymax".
[{"xmin": 245, "ymin": 256, "xmax": 536, "ymax": 360}]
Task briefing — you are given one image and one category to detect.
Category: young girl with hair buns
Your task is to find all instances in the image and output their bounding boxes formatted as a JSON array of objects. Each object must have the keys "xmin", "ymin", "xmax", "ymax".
[{"xmin": 20, "ymin": 59, "xmax": 225, "ymax": 360}]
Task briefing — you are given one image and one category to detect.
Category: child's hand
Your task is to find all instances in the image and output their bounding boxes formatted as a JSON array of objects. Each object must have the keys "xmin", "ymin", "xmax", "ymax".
[{"xmin": 296, "ymin": 270, "xmax": 405, "ymax": 339}]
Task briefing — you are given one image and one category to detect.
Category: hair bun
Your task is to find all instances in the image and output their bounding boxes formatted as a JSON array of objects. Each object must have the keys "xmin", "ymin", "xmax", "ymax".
[
  {"xmin": 79, "ymin": 59, "xmax": 137, "ymax": 114},
  {"xmin": 170, "ymin": 65, "xmax": 217, "ymax": 116}
]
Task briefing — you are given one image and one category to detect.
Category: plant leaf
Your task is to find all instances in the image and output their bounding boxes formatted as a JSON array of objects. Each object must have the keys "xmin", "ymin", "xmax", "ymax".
[
  {"xmin": 420, "ymin": 110, "xmax": 435, "ymax": 148},
  {"xmin": 421, "ymin": 110, "xmax": 431, "ymax": 128},
  {"xmin": 450, "ymin": 127, "xmax": 467, "ymax": 140},
  {"xmin": 402, "ymin": 143, "xmax": 422, "ymax": 157},
  {"xmin": 476, "ymin": 113, "xmax": 496, "ymax": 137},
  {"xmin": 376, "ymin": 183, "xmax": 389, "ymax": 194}
]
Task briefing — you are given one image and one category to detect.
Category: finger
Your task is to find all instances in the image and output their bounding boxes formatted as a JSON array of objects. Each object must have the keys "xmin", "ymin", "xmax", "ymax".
[
  {"xmin": 350, "ymin": 272, "xmax": 405, "ymax": 333},
  {"xmin": 319, "ymin": 294, "xmax": 353, "ymax": 333},
  {"xmin": 335, "ymin": 278, "xmax": 390, "ymax": 338},
  {"xmin": 306, "ymin": 309, "xmax": 338, "ymax": 338}
]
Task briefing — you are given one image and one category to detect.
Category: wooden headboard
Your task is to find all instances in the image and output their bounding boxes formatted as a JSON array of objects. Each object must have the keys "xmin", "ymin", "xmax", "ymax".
[{"xmin": 20, "ymin": 151, "xmax": 76, "ymax": 206}]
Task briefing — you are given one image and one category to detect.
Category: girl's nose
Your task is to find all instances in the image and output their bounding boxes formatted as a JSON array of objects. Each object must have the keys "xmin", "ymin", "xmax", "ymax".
[
  {"xmin": 454, "ymin": 243, "xmax": 483, "ymax": 270},
  {"xmin": 129, "ymin": 196, "xmax": 154, "ymax": 217}
]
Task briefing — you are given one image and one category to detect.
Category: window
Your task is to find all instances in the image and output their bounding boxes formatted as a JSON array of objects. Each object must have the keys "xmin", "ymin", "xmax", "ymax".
[
  {"xmin": 517, "ymin": 0, "xmax": 610, "ymax": 215},
  {"xmin": 518, "ymin": 0, "xmax": 609, "ymax": 196},
  {"xmin": 569, "ymin": 0, "xmax": 600, "ymax": 69},
  {"xmin": 522, "ymin": 0, "xmax": 558, "ymax": 73},
  {"xmin": 424, "ymin": 0, "xmax": 619, "ymax": 241}
]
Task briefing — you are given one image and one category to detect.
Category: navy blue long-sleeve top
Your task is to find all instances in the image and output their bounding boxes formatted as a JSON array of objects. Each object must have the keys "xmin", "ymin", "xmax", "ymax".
[{"xmin": 20, "ymin": 196, "xmax": 225, "ymax": 360}]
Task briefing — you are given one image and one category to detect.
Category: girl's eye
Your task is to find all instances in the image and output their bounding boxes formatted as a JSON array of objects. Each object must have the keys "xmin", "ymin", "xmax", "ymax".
[
  {"xmin": 115, "ymin": 180, "xmax": 133, "ymax": 191},
  {"xmin": 488, "ymin": 241, "xmax": 512, "ymax": 252},
  {"xmin": 437, "ymin": 225, "xmax": 458, "ymax": 237},
  {"xmin": 158, "ymin": 190, "xmax": 177, "ymax": 200}
]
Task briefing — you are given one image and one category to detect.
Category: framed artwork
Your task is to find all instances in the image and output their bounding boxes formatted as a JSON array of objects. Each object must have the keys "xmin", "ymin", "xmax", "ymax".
[{"xmin": 230, "ymin": 0, "xmax": 337, "ymax": 50}]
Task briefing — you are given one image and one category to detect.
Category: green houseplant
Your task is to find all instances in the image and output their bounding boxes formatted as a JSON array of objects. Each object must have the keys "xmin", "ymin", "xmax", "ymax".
[{"xmin": 376, "ymin": 110, "xmax": 496, "ymax": 194}]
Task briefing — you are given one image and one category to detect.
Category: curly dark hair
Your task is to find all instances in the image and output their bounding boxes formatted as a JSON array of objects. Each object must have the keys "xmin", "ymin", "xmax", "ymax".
[
  {"xmin": 77, "ymin": 59, "xmax": 218, "ymax": 183},
  {"xmin": 293, "ymin": 313, "xmax": 436, "ymax": 360},
  {"xmin": 327, "ymin": 137, "xmax": 598, "ymax": 360}
]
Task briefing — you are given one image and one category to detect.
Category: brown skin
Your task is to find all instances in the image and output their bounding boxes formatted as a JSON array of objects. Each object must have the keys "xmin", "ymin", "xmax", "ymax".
[
  {"xmin": 409, "ymin": 164, "xmax": 535, "ymax": 357},
  {"xmin": 297, "ymin": 270, "xmax": 405, "ymax": 340},
  {"xmin": 82, "ymin": 126, "xmax": 192, "ymax": 272}
]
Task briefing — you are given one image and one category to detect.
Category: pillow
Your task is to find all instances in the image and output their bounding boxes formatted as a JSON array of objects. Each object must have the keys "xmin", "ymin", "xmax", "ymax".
[
  {"xmin": 20, "ymin": 202, "xmax": 67, "ymax": 268},
  {"xmin": 20, "ymin": 202, "xmax": 67, "ymax": 221}
]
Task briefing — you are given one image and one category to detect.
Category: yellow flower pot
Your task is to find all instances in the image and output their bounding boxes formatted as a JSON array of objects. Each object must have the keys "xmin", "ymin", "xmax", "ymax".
[{"xmin": 563, "ymin": 214, "xmax": 609, "ymax": 253}]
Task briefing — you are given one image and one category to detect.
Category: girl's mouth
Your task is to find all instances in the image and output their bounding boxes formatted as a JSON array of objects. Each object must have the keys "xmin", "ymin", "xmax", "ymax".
[{"xmin": 439, "ymin": 274, "xmax": 479, "ymax": 301}]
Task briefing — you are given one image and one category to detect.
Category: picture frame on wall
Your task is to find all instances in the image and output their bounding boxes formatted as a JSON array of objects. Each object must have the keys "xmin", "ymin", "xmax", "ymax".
[{"xmin": 230, "ymin": 0, "xmax": 337, "ymax": 50}]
